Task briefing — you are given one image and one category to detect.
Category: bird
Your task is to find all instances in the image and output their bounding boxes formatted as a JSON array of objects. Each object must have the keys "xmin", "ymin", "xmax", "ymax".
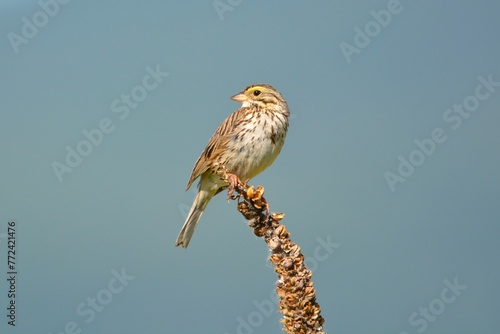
[{"xmin": 175, "ymin": 83, "xmax": 290, "ymax": 248}]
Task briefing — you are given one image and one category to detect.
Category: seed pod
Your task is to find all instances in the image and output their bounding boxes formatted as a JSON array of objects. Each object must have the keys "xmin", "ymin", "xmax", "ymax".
[
  {"xmin": 281, "ymin": 258, "xmax": 294, "ymax": 269},
  {"xmin": 268, "ymin": 237, "xmax": 281, "ymax": 251},
  {"xmin": 253, "ymin": 226, "xmax": 265, "ymax": 237},
  {"xmin": 270, "ymin": 253, "xmax": 282, "ymax": 264},
  {"xmin": 246, "ymin": 186, "xmax": 255, "ymax": 198},
  {"xmin": 271, "ymin": 212, "xmax": 286, "ymax": 221}
]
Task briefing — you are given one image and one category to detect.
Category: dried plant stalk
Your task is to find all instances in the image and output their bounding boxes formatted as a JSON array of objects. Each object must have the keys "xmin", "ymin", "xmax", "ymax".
[{"xmin": 232, "ymin": 185, "xmax": 326, "ymax": 334}]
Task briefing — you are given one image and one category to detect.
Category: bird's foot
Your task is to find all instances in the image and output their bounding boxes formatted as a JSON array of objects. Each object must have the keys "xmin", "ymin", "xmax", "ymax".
[{"xmin": 226, "ymin": 173, "xmax": 245, "ymax": 200}]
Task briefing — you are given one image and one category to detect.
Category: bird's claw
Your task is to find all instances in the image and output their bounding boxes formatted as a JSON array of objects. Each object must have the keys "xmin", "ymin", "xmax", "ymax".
[{"xmin": 226, "ymin": 172, "xmax": 245, "ymax": 200}]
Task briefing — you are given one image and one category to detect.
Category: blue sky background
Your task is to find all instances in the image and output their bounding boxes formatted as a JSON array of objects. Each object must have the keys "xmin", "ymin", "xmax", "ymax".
[{"xmin": 1, "ymin": 1, "xmax": 499, "ymax": 333}]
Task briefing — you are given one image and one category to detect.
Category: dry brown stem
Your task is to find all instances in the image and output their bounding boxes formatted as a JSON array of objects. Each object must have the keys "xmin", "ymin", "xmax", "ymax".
[{"xmin": 232, "ymin": 184, "xmax": 326, "ymax": 334}]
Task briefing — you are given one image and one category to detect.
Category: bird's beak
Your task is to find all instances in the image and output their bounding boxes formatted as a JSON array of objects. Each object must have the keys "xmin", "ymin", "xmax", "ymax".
[{"xmin": 231, "ymin": 93, "xmax": 247, "ymax": 102}]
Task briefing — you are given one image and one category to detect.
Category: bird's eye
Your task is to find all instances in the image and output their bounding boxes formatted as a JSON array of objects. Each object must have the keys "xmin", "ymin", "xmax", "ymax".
[{"xmin": 253, "ymin": 90, "xmax": 261, "ymax": 96}]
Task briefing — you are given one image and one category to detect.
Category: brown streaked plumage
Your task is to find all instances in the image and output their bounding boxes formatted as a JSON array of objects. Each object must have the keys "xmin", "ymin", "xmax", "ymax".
[{"xmin": 175, "ymin": 83, "xmax": 290, "ymax": 248}]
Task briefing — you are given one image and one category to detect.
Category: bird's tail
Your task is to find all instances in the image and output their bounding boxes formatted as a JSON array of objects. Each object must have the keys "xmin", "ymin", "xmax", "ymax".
[{"xmin": 175, "ymin": 189, "xmax": 214, "ymax": 248}]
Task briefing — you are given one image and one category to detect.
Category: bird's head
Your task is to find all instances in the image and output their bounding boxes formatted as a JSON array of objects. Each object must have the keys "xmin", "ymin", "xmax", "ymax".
[{"xmin": 231, "ymin": 84, "xmax": 286, "ymax": 109}]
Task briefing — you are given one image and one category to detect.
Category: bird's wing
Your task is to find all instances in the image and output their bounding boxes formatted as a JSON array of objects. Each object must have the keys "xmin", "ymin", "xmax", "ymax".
[{"xmin": 185, "ymin": 108, "xmax": 247, "ymax": 190}]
